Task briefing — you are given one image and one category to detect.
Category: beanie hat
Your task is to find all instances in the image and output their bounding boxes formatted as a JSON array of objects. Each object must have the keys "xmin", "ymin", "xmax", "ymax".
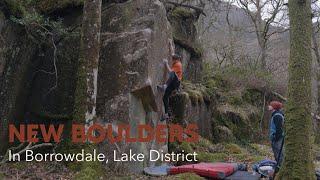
[{"xmin": 270, "ymin": 101, "xmax": 283, "ymax": 110}]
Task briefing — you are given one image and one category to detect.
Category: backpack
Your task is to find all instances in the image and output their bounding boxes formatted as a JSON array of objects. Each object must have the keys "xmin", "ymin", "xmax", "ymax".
[{"xmin": 252, "ymin": 159, "xmax": 277, "ymax": 178}]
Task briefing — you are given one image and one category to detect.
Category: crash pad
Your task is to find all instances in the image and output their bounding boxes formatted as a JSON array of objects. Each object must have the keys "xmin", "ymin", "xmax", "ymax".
[
  {"xmin": 143, "ymin": 164, "xmax": 171, "ymax": 176},
  {"xmin": 225, "ymin": 171, "xmax": 260, "ymax": 180},
  {"xmin": 168, "ymin": 162, "xmax": 238, "ymax": 179}
]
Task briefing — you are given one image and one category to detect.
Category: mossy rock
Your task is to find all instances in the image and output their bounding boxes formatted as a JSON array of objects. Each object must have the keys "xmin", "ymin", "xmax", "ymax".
[
  {"xmin": 242, "ymin": 89, "xmax": 263, "ymax": 106},
  {"xmin": 214, "ymin": 103, "xmax": 260, "ymax": 141},
  {"xmin": 224, "ymin": 143, "xmax": 243, "ymax": 154},
  {"xmin": 171, "ymin": 7, "xmax": 194, "ymax": 19},
  {"xmin": 182, "ymin": 82, "xmax": 208, "ymax": 105},
  {"xmin": 228, "ymin": 95, "xmax": 243, "ymax": 106},
  {"xmin": 213, "ymin": 126, "xmax": 236, "ymax": 143}
]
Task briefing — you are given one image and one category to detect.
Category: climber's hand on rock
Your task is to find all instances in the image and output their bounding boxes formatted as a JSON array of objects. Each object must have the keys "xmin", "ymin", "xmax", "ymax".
[{"xmin": 163, "ymin": 59, "xmax": 168, "ymax": 64}]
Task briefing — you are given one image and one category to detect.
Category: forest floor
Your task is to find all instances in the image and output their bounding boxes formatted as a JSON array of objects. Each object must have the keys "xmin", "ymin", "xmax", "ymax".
[{"xmin": 1, "ymin": 142, "xmax": 318, "ymax": 179}]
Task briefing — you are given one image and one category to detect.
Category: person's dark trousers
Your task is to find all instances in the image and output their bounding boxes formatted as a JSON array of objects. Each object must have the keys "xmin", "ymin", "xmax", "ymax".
[
  {"xmin": 272, "ymin": 136, "xmax": 284, "ymax": 166},
  {"xmin": 163, "ymin": 71, "xmax": 180, "ymax": 114}
]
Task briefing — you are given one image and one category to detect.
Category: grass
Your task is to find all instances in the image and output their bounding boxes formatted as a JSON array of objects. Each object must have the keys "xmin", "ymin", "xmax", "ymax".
[{"xmin": 168, "ymin": 172, "xmax": 205, "ymax": 180}]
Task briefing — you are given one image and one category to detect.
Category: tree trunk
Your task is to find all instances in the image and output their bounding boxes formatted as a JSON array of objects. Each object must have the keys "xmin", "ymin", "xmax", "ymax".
[
  {"xmin": 255, "ymin": 0, "xmax": 267, "ymax": 70},
  {"xmin": 260, "ymin": 43, "xmax": 267, "ymax": 70},
  {"xmin": 311, "ymin": 25, "xmax": 320, "ymax": 144},
  {"xmin": 74, "ymin": 0, "xmax": 101, "ymax": 123},
  {"xmin": 226, "ymin": 2, "xmax": 235, "ymax": 65},
  {"xmin": 277, "ymin": 0, "xmax": 315, "ymax": 178},
  {"xmin": 69, "ymin": 0, "xmax": 103, "ymax": 178}
]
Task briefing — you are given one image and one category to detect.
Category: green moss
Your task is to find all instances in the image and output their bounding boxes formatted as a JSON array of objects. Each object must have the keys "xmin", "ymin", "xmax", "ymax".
[
  {"xmin": 213, "ymin": 102, "xmax": 260, "ymax": 142},
  {"xmin": 224, "ymin": 143, "xmax": 243, "ymax": 154},
  {"xmin": 71, "ymin": 145, "xmax": 105, "ymax": 180},
  {"xmin": 242, "ymin": 89, "xmax": 263, "ymax": 106},
  {"xmin": 213, "ymin": 126, "xmax": 236, "ymax": 143},
  {"xmin": 73, "ymin": 50, "xmax": 87, "ymax": 123},
  {"xmin": 179, "ymin": 142, "xmax": 194, "ymax": 153},
  {"xmin": 171, "ymin": 7, "xmax": 194, "ymax": 19},
  {"xmin": 187, "ymin": 90, "xmax": 203, "ymax": 105},
  {"xmin": 73, "ymin": 161, "xmax": 104, "ymax": 180},
  {"xmin": 197, "ymin": 138, "xmax": 214, "ymax": 149},
  {"xmin": 182, "ymin": 82, "xmax": 208, "ymax": 105},
  {"xmin": 228, "ymin": 95, "xmax": 243, "ymax": 106}
]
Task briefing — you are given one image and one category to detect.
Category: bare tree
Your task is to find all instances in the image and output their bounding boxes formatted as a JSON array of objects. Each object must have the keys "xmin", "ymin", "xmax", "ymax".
[{"xmin": 237, "ymin": 0, "xmax": 287, "ymax": 70}]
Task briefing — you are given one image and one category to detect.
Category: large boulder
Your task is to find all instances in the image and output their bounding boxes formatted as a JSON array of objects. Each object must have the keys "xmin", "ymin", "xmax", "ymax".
[
  {"xmin": 0, "ymin": 11, "xmax": 38, "ymax": 154},
  {"xmin": 96, "ymin": 0, "xmax": 174, "ymax": 173},
  {"xmin": 166, "ymin": 6, "xmax": 203, "ymax": 82},
  {"xmin": 169, "ymin": 82, "xmax": 213, "ymax": 140}
]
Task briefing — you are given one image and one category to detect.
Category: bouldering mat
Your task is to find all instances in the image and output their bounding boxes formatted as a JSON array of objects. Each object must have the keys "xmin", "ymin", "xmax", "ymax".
[{"xmin": 168, "ymin": 162, "xmax": 237, "ymax": 179}]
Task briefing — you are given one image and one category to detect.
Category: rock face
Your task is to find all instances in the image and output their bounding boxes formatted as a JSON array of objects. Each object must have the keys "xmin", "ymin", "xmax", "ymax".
[
  {"xmin": 0, "ymin": 0, "xmax": 209, "ymax": 172},
  {"xmin": 0, "ymin": 11, "xmax": 38, "ymax": 154},
  {"xmin": 169, "ymin": 87, "xmax": 213, "ymax": 140},
  {"xmin": 96, "ymin": 0, "xmax": 173, "ymax": 172},
  {"xmin": 167, "ymin": 6, "xmax": 203, "ymax": 83}
]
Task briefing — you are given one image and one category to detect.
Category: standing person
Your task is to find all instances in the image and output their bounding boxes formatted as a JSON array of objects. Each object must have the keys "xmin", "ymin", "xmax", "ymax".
[
  {"xmin": 157, "ymin": 54, "xmax": 183, "ymax": 121},
  {"xmin": 268, "ymin": 101, "xmax": 285, "ymax": 165}
]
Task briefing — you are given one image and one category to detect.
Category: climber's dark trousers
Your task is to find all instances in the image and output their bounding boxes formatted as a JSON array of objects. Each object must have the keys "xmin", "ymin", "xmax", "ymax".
[
  {"xmin": 272, "ymin": 137, "xmax": 284, "ymax": 165},
  {"xmin": 163, "ymin": 71, "xmax": 180, "ymax": 114}
]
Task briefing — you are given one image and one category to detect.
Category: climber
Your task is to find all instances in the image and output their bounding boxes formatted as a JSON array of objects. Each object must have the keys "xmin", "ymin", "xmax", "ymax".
[
  {"xmin": 157, "ymin": 54, "xmax": 183, "ymax": 121},
  {"xmin": 268, "ymin": 101, "xmax": 285, "ymax": 166}
]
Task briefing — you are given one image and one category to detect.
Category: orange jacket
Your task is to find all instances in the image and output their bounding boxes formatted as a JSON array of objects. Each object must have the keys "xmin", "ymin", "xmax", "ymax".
[{"xmin": 171, "ymin": 61, "xmax": 183, "ymax": 80}]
